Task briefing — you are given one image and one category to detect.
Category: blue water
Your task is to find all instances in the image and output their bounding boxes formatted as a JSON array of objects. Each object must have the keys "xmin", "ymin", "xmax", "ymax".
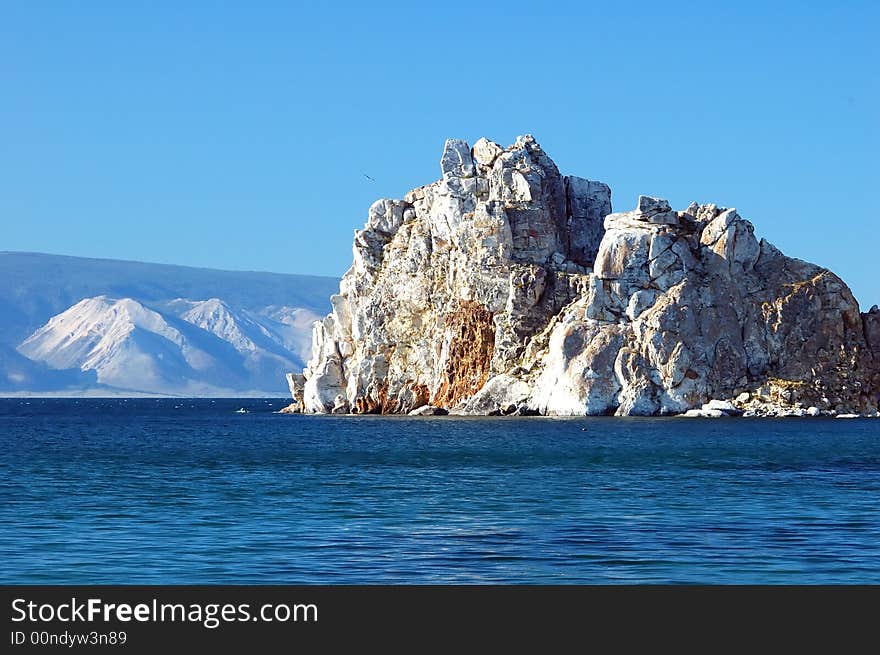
[{"xmin": 1, "ymin": 398, "xmax": 879, "ymax": 584}]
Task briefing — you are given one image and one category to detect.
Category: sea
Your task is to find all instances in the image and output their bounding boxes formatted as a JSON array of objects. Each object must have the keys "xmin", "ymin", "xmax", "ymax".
[{"xmin": 2, "ymin": 398, "xmax": 879, "ymax": 584}]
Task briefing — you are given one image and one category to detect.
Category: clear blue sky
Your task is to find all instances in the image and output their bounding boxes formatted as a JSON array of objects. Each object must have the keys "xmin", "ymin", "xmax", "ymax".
[{"xmin": 2, "ymin": 2, "xmax": 878, "ymax": 306}]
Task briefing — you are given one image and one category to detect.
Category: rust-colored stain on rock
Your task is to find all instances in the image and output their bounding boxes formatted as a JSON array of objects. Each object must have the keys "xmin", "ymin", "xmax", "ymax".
[
  {"xmin": 433, "ymin": 301, "xmax": 496, "ymax": 408},
  {"xmin": 354, "ymin": 381, "xmax": 432, "ymax": 415}
]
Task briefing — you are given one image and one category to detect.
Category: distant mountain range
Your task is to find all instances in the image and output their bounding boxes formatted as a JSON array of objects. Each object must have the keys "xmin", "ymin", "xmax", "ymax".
[{"xmin": 0, "ymin": 252, "xmax": 338, "ymax": 396}]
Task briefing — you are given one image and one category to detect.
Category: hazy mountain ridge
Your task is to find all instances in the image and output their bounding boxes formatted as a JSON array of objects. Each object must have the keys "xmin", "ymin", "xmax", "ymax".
[{"xmin": 0, "ymin": 253, "xmax": 336, "ymax": 396}]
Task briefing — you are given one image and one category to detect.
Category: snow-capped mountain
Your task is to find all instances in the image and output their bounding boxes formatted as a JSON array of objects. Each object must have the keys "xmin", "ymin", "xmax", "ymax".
[
  {"xmin": 16, "ymin": 296, "xmax": 320, "ymax": 396},
  {"xmin": 168, "ymin": 298, "xmax": 312, "ymax": 359},
  {"xmin": 19, "ymin": 297, "xmax": 232, "ymax": 394},
  {"xmin": 0, "ymin": 252, "xmax": 337, "ymax": 396},
  {"xmin": 21, "ymin": 297, "xmax": 187, "ymax": 372}
]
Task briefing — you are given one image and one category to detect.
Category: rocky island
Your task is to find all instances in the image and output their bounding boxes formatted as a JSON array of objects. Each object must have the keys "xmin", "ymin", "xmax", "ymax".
[{"xmin": 285, "ymin": 136, "xmax": 880, "ymax": 417}]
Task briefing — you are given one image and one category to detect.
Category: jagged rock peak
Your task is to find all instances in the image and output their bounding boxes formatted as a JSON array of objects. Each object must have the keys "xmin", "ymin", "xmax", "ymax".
[{"xmin": 289, "ymin": 135, "xmax": 879, "ymax": 417}]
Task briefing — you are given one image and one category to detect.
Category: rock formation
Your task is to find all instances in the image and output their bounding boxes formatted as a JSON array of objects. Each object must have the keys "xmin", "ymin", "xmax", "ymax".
[
  {"xmin": 287, "ymin": 135, "xmax": 879, "ymax": 417},
  {"xmin": 865, "ymin": 305, "xmax": 880, "ymax": 410}
]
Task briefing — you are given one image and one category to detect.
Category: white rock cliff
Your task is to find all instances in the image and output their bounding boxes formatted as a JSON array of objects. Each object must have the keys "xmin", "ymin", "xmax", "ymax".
[{"xmin": 289, "ymin": 136, "xmax": 879, "ymax": 416}]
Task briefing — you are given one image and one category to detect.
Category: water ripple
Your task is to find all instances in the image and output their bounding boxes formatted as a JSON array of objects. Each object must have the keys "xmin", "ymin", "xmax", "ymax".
[{"xmin": 1, "ymin": 399, "xmax": 879, "ymax": 583}]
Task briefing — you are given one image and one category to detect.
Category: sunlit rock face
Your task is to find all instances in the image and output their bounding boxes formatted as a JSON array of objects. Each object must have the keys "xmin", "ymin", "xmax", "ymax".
[{"xmin": 292, "ymin": 136, "xmax": 879, "ymax": 416}]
